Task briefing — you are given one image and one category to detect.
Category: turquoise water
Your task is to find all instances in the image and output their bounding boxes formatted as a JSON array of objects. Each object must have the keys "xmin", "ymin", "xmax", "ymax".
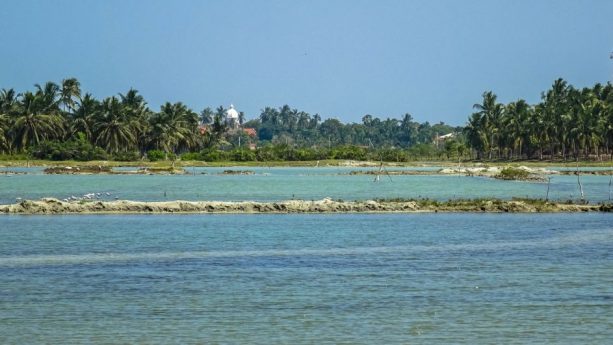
[
  {"xmin": 1, "ymin": 166, "xmax": 611, "ymax": 203},
  {"xmin": 1, "ymin": 213, "xmax": 612, "ymax": 344}
]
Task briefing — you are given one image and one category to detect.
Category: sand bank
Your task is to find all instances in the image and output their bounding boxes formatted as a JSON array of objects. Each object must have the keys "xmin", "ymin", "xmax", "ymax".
[{"xmin": 1, "ymin": 198, "xmax": 610, "ymax": 214}]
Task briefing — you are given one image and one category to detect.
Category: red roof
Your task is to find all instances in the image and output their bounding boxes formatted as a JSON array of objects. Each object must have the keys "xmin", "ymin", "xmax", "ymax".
[{"xmin": 243, "ymin": 128, "xmax": 257, "ymax": 137}]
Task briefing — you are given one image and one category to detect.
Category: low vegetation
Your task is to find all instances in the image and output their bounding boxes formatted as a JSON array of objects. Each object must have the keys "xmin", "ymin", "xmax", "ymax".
[{"xmin": 495, "ymin": 167, "xmax": 531, "ymax": 180}]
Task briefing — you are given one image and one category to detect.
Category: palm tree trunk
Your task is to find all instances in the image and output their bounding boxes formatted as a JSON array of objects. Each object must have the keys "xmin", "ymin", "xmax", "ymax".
[
  {"xmin": 539, "ymin": 146, "xmax": 543, "ymax": 160},
  {"xmin": 562, "ymin": 144, "xmax": 566, "ymax": 161},
  {"xmin": 549, "ymin": 142, "xmax": 555, "ymax": 161}
]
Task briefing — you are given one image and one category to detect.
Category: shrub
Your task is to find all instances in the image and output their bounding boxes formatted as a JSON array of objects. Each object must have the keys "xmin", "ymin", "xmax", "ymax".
[
  {"xmin": 147, "ymin": 149, "xmax": 166, "ymax": 162},
  {"xmin": 330, "ymin": 146, "xmax": 367, "ymax": 160},
  {"xmin": 113, "ymin": 151, "xmax": 141, "ymax": 161},
  {"xmin": 201, "ymin": 150, "xmax": 229, "ymax": 162},
  {"xmin": 230, "ymin": 149, "xmax": 256, "ymax": 161},
  {"xmin": 180, "ymin": 152, "xmax": 203, "ymax": 161},
  {"xmin": 496, "ymin": 167, "xmax": 530, "ymax": 180},
  {"xmin": 32, "ymin": 135, "xmax": 108, "ymax": 161}
]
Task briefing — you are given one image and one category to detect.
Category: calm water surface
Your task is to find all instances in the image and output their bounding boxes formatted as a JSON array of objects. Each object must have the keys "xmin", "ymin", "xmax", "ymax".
[
  {"xmin": 1, "ymin": 213, "xmax": 612, "ymax": 344},
  {"xmin": 1, "ymin": 166, "xmax": 611, "ymax": 203}
]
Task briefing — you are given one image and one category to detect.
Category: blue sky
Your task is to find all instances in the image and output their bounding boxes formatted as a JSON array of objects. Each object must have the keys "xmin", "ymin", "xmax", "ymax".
[{"xmin": 1, "ymin": 0, "xmax": 612, "ymax": 125}]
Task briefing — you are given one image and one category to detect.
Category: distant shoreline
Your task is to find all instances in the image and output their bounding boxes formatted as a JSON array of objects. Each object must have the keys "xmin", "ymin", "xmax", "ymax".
[
  {"xmin": 2, "ymin": 198, "xmax": 611, "ymax": 215},
  {"xmin": 1, "ymin": 158, "xmax": 613, "ymax": 169}
]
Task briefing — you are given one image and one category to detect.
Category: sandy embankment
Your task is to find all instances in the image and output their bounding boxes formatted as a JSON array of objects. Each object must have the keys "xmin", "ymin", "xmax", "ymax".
[{"xmin": 0, "ymin": 198, "xmax": 610, "ymax": 214}]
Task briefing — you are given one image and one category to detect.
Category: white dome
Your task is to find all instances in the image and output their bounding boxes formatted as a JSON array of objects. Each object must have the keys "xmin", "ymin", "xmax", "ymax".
[{"xmin": 226, "ymin": 104, "xmax": 239, "ymax": 119}]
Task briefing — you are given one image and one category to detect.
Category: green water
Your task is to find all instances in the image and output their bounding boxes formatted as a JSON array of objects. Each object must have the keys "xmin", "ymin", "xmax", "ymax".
[{"xmin": 1, "ymin": 166, "xmax": 611, "ymax": 203}]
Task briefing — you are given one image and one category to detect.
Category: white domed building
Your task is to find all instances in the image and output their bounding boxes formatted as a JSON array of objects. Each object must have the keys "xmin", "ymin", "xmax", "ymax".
[{"xmin": 225, "ymin": 104, "xmax": 240, "ymax": 128}]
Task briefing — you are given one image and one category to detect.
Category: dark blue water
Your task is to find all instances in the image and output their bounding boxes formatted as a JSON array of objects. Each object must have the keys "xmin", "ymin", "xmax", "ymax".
[{"xmin": 1, "ymin": 213, "xmax": 612, "ymax": 343}]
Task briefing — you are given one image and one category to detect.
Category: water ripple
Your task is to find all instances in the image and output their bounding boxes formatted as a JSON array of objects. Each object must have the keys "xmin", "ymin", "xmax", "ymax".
[{"xmin": 1, "ymin": 228, "xmax": 611, "ymax": 267}]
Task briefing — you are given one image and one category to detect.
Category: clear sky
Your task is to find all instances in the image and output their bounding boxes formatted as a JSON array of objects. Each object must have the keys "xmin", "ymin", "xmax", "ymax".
[{"xmin": 1, "ymin": 0, "xmax": 612, "ymax": 125}]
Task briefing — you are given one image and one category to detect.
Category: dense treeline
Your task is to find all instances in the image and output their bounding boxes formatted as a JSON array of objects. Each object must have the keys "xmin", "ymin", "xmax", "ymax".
[
  {"xmin": 0, "ymin": 79, "xmax": 206, "ymax": 158},
  {"xmin": 1, "ymin": 77, "xmax": 610, "ymax": 162},
  {"xmin": 243, "ymin": 105, "xmax": 458, "ymax": 148},
  {"xmin": 0, "ymin": 78, "xmax": 458, "ymax": 161},
  {"xmin": 465, "ymin": 79, "xmax": 613, "ymax": 160}
]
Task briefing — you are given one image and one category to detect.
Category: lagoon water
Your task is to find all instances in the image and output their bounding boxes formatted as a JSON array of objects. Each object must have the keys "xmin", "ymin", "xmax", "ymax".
[
  {"xmin": 1, "ymin": 166, "xmax": 611, "ymax": 203},
  {"xmin": 1, "ymin": 213, "xmax": 612, "ymax": 343},
  {"xmin": 1, "ymin": 167, "xmax": 612, "ymax": 343}
]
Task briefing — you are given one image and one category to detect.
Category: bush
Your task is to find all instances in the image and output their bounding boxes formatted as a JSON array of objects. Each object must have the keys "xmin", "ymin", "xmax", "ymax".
[
  {"xmin": 113, "ymin": 151, "xmax": 141, "ymax": 161},
  {"xmin": 230, "ymin": 149, "xmax": 256, "ymax": 161},
  {"xmin": 201, "ymin": 150, "xmax": 229, "ymax": 162},
  {"xmin": 147, "ymin": 149, "xmax": 166, "ymax": 162},
  {"xmin": 376, "ymin": 148, "xmax": 409, "ymax": 162},
  {"xmin": 497, "ymin": 167, "xmax": 530, "ymax": 180},
  {"xmin": 255, "ymin": 146, "xmax": 278, "ymax": 161},
  {"xmin": 32, "ymin": 135, "xmax": 108, "ymax": 161},
  {"xmin": 180, "ymin": 152, "xmax": 203, "ymax": 161},
  {"xmin": 330, "ymin": 146, "xmax": 368, "ymax": 160}
]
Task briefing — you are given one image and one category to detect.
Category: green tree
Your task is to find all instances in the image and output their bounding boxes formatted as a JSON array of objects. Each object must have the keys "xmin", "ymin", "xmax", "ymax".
[
  {"xmin": 60, "ymin": 77, "xmax": 81, "ymax": 113},
  {"xmin": 93, "ymin": 96, "xmax": 136, "ymax": 154},
  {"xmin": 11, "ymin": 91, "xmax": 64, "ymax": 150}
]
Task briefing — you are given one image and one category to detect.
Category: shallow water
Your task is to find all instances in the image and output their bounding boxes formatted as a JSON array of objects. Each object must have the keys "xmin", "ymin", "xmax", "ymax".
[
  {"xmin": 1, "ymin": 166, "xmax": 611, "ymax": 203},
  {"xmin": 1, "ymin": 213, "xmax": 612, "ymax": 344}
]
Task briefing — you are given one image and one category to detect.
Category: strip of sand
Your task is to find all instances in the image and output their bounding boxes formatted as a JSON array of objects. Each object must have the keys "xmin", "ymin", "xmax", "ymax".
[{"xmin": 1, "ymin": 198, "xmax": 611, "ymax": 214}]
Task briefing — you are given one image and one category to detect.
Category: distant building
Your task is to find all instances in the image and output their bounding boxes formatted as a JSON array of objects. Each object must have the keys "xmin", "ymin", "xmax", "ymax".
[
  {"xmin": 243, "ymin": 128, "xmax": 257, "ymax": 137},
  {"xmin": 435, "ymin": 133, "xmax": 455, "ymax": 141},
  {"xmin": 226, "ymin": 104, "xmax": 239, "ymax": 128},
  {"xmin": 434, "ymin": 132, "xmax": 456, "ymax": 148}
]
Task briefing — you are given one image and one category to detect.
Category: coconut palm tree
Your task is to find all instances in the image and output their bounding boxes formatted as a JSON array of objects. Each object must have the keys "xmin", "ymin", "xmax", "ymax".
[
  {"xmin": 0, "ymin": 88, "xmax": 20, "ymax": 115},
  {"xmin": 463, "ymin": 113, "xmax": 487, "ymax": 159},
  {"xmin": 70, "ymin": 93, "xmax": 99, "ymax": 140},
  {"xmin": 0, "ymin": 114, "xmax": 9, "ymax": 152},
  {"xmin": 119, "ymin": 88, "xmax": 151, "ymax": 153},
  {"xmin": 11, "ymin": 91, "xmax": 64, "ymax": 150},
  {"xmin": 60, "ymin": 77, "xmax": 81, "ymax": 113},
  {"xmin": 504, "ymin": 100, "xmax": 531, "ymax": 159},
  {"xmin": 34, "ymin": 82, "xmax": 61, "ymax": 115},
  {"xmin": 473, "ymin": 91, "xmax": 503, "ymax": 159},
  {"xmin": 200, "ymin": 107, "xmax": 214, "ymax": 125},
  {"xmin": 93, "ymin": 97, "xmax": 136, "ymax": 153},
  {"xmin": 149, "ymin": 102, "xmax": 199, "ymax": 153}
]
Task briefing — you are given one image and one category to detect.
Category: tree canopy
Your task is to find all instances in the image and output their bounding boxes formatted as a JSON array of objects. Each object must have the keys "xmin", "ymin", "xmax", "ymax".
[{"xmin": 0, "ymin": 77, "xmax": 610, "ymax": 162}]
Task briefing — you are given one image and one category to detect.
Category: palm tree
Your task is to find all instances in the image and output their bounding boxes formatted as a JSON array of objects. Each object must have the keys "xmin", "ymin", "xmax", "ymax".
[
  {"xmin": 0, "ymin": 88, "xmax": 20, "ymax": 115},
  {"xmin": 70, "ymin": 93, "xmax": 99, "ymax": 140},
  {"xmin": 60, "ymin": 77, "xmax": 81, "ymax": 113},
  {"xmin": 149, "ymin": 102, "xmax": 199, "ymax": 153},
  {"xmin": 473, "ymin": 91, "xmax": 503, "ymax": 159},
  {"xmin": 463, "ymin": 112, "xmax": 487, "ymax": 159},
  {"xmin": 205, "ymin": 111, "xmax": 228, "ymax": 147},
  {"xmin": 504, "ymin": 100, "xmax": 530, "ymax": 159},
  {"xmin": 0, "ymin": 114, "xmax": 9, "ymax": 152},
  {"xmin": 11, "ymin": 91, "xmax": 64, "ymax": 150},
  {"xmin": 200, "ymin": 107, "xmax": 214, "ymax": 125},
  {"xmin": 34, "ymin": 82, "xmax": 61, "ymax": 115},
  {"xmin": 93, "ymin": 97, "xmax": 136, "ymax": 154},
  {"xmin": 541, "ymin": 79, "xmax": 570, "ymax": 159},
  {"xmin": 119, "ymin": 89, "xmax": 150, "ymax": 153}
]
